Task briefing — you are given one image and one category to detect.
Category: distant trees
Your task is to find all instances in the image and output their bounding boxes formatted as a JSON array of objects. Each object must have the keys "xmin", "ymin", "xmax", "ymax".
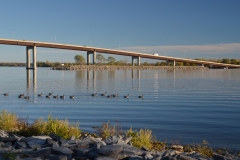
[
  {"xmin": 96, "ymin": 54, "xmax": 106, "ymax": 64},
  {"xmin": 222, "ymin": 58, "xmax": 230, "ymax": 64},
  {"xmin": 107, "ymin": 56, "xmax": 116, "ymax": 64},
  {"xmin": 74, "ymin": 55, "xmax": 86, "ymax": 65},
  {"xmin": 37, "ymin": 61, "xmax": 73, "ymax": 67}
]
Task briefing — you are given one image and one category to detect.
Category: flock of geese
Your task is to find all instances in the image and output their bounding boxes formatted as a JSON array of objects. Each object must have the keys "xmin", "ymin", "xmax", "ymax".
[{"xmin": 2, "ymin": 92, "xmax": 144, "ymax": 99}]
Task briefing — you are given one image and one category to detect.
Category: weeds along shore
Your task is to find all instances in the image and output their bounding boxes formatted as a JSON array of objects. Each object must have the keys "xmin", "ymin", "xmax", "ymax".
[{"xmin": 0, "ymin": 110, "xmax": 239, "ymax": 159}]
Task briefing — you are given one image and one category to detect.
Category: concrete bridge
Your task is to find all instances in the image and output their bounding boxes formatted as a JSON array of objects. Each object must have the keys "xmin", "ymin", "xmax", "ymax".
[{"xmin": 0, "ymin": 38, "xmax": 240, "ymax": 69}]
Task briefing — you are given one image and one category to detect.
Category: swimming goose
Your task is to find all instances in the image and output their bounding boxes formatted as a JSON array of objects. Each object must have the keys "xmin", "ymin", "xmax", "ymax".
[
  {"xmin": 138, "ymin": 94, "xmax": 144, "ymax": 99},
  {"xmin": 101, "ymin": 92, "xmax": 107, "ymax": 96},
  {"xmin": 4, "ymin": 93, "xmax": 9, "ymax": 96},
  {"xmin": 38, "ymin": 93, "xmax": 43, "ymax": 97},
  {"xmin": 91, "ymin": 93, "xmax": 97, "ymax": 96},
  {"xmin": 70, "ymin": 95, "xmax": 74, "ymax": 99},
  {"xmin": 49, "ymin": 92, "xmax": 53, "ymax": 96},
  {"xmin": 60, "ymin": 95, "xmax": 65, "ymax": 99},
  {"xmin": 53, "ymin": 95, "xmax": 58, "ymax": 99},
  {"xmin": 24, "ymin": 96, "xmax": 30, "ymax": 99},
  {"xmin": 18, "ymin": 94, "xmax": 24, "ymax": 98},
  {"xmin": 107, "ymin": 95, "xmax": 112, "ymax": 98},
  {"xmin": 46, "ymin": 95, "xmax": 51, "ymax": 98},
  {"xmin": 124, "ymin": 94, "xmax": 129, "ymax": 98},
  {"xmin": 112, "ymin": 93, "xmax": 118, "ymax": 97}
]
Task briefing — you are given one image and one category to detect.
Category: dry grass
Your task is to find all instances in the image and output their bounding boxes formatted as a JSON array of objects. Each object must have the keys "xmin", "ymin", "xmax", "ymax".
[
  {"xmin": 29, "ymin": 114, "xmax": 81, "ymax": 139},
  {"xmin": 0, "ymin": 110, "xmax": 81, "ymax": 139},
  {"xmin": 126, "ymin": 128, "xmax": 153, "ymax": 150},
  {"xmin": 183, "ymin": 140, "xmax": 213, "ymax": 157},
  {"xmin": 93, "ymin": 121, "xmax": 124, "ymax": 138},
  {"xmin": 0, "ymin": 110, "xmax": 19, "ymax": 132}
]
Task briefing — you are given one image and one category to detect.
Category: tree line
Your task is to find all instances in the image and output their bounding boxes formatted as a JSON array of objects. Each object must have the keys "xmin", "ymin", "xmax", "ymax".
[
  {"xmin": 74, "ymin": 54, "xmax": 240, "ymax": 66},
  {"xmin": 0, "ymin": 56, "xmax": 239, "ymax": 67},
  {"xmin": 74, "ymin": 54, "xmax": 130, "ymax": 66}
]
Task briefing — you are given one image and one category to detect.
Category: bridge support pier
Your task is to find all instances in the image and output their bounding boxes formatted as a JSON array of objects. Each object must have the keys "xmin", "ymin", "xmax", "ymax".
[
  {"xmin": 132, "ymin": 56, "xmax": 140, "ymax": 66},
  {"xmin": 26, "ymin": 46, "xmax": 36, "ymax": 69},
  {"xmin": 87, "ymin": 51, "xmax": 96, "ymax": 65},
  {"xmin": 166, "ymin": 60, "xmax": 175, "ymax": 66},
  {"xmin": 202, "ymin": 64, "xmax": 204, "ymax": 67}
]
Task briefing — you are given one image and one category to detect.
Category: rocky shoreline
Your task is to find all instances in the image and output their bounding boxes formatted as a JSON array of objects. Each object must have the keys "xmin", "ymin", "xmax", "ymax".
[
  {"xmin": 51, "ymin": 65, "xmax": 207, "ymax": 71},
  {"xmin": 0, "ymin": 130, "xmax": 239, "ymax": 160}
]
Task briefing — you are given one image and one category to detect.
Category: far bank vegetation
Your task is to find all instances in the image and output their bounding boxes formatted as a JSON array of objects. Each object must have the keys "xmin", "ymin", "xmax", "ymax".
[{"xmin": 1, "ymin": 54, "xmax": 240, "ymax": 67}]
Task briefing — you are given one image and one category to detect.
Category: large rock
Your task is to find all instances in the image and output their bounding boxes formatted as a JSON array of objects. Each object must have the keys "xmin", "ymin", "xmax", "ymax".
[
  {"xmin": 51, "ymin": 146, "xmax": 73, "ymax": 155},
  {"xmin": 16, "ymin": 141, "xmax": 27, "ymax": 149},
  {"xmin": 0, "ymin": 137, "xmax": 18, "ymax": 142},
  {"xmin": 20, "ymin": 136, "xmax": 49, "ymax": 144},
  {"xmin": 74, "ymin": 148, "xmax": 92, "ymax": 157},
  {"xmin": 128, "ymin": 156, "xmax": 144, "ymax": 160},
  {"xmin": 88, "ymin": 150, "xmax": 100, "ymax": 159},
  {"xmin": 95, "ymin": 157, "xmax": 118, "ymax": 160},
  {"xmin": 49, "ymin": 133, "xmax": 64, "ymax": 142},
  {"xmin": 107, "ymin": 151, "xmax": 137, "ymax": 159},
  {"xmin": 60, "ymin": 140, "xmax": 78, "ymax": 147},
  {"xmin": 77, "ymin": 136, "xmax": 93, "ymax": 149},
  {"xmin": 46, "ymin": 154, "xmax": 68, "ymax": 160},
  {"xmin": 104, "ymin": 136, "xmax": 119, "ymax": 145},
  {"xmin": 46, "ymin": 138, "xmax": 59, "ymax": 147},
  {"xmin": 92, "ymin": 137, "xmax": 106, "ymax": 146},
  {"xmin": 22, "ymin": 148, "xmax": 52, "ymax": 158},
  {"xmin": 122, "ymin": 144, "xmax": 143, "ymax": 155},
  {"xmin": 177, "ymin": 155, "xmax": 197, "ymax": 160},
  {"xmin": 162, "ymin": 150, "xmax": 177, "ymax": 158},
  {"xmin": 99, "ymin": 145, "xmax": 123, "ymax": 155}
]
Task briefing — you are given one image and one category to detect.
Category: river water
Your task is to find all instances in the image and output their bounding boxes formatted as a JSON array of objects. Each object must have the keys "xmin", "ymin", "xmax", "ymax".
[{"xmin": 0, "ymin": 67, "xmax": 239, "ymax": 151}]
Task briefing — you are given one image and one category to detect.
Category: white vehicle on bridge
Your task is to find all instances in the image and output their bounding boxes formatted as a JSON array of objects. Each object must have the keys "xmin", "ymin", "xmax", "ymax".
[{"xmin": 153, "ymin": 53, "xmax": 158, "ymax": 56}]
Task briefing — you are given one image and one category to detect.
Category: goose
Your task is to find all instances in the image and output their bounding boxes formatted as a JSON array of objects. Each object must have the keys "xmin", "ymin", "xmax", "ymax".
[
  {"xmin": 101, "ymin": 92, "xmax": 107, "ymax": 96},
  {"xmin": 18, "ymin": 94, "xmax": 24, "ymax": 98},
  {"xmin": 60, "ymin": 95, "xmax": 65, "ymax": 99},
  {"xmin": 49, "ymin": 92, "xmax": 53, "ymax": 96},
  {"xmin": 70, "ymin": 95, "xmax": 74, "ymax": 99},
  {"xmin": 112, "ymin": 93, "xmax": 118, "ymax": 97},
  {"xmin": 38, "ymin": 93, "xmax": 43, "ymax": 97},
  {"xmin": 91, "ymin": 93, "xmax": 97, "ymax": 96},
  {"xmin": 46, "ymin": 95, "xmax": 51, "ymax": 98},
  {"xmin": 138, "ymin": 94, "xmax": 144, "ymax": 99},
  {"xmin": 24, "ymin": 96, "xmax": 30, "ymax": 99},
  {"xmin": 124, "ymin": 94, "xmax": 129, "ymax": 98},
  {"xmin": 107, "ymin": 95, "xmax": 112, "ymax": 98},
  {"xmin": 3, "ymin": 93, "xmax": 9, "ymax": 96},
  {"xmin": 53, "ymin": 95, "xmax": 58, "ymax": 99}
]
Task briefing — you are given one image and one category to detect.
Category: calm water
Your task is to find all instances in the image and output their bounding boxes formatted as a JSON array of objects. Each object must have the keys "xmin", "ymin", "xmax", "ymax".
[{"xmin": 0, "ymin": 67, "xmax": 240, "ymax": 151}]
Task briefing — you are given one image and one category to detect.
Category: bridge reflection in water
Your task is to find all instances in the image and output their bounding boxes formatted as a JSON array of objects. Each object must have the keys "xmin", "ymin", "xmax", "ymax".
[
  {"xmin": 75, "ymin": 70, "xmax": 142, "ymax": 92},
  {"xmin": 26, "ymin": 69, "xmax": 37, "ymax": 90}
]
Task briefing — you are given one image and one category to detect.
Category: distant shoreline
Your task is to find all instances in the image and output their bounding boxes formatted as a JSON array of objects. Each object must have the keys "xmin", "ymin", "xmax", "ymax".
[{"xmin": 51, "ymin": 65, "xmax": 208, "ymax": 70}]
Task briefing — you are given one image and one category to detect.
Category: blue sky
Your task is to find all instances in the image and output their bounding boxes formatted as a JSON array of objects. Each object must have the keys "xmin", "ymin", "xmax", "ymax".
[{"xmin": 0, "ymin": 0, "xmax": 240, "ymax": 63}]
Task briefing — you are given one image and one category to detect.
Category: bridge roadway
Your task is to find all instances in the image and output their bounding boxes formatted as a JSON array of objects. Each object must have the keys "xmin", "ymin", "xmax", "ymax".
[{"xmin": 0, "ymin": 38, "xmax": 240, "ymax": 69}]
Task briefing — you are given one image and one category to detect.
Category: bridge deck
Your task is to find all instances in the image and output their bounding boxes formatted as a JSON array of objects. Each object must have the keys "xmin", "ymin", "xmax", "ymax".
[{"xmin": 0, "ymin": 38, "xmax": 240, "ymax": 68}]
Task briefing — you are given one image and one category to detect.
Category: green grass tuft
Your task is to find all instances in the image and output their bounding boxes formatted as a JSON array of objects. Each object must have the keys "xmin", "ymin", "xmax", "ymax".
[
  {"xmin": 0, "ymin": 110, "xmax": 19, "ymax": 132},
  {"xmin": 126, "ymin": 127, "xmax": 153, "ymax": 150},
  {"xmin": 0, "ymin": 110, "xmax": 81, "ymax": 139}
]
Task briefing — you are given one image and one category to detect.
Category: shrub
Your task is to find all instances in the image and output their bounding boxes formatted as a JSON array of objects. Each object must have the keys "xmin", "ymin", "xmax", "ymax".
[
  {"xmin": 183, "ymin": 140, "xmax": 213, "ymax": 157},
  {"xmin": 0, "ymin": 110, "xmax": 19, "ymax": 132},
  {"xmin": 29, "ymin": 114, "xmax": 81, "ymax": 139},
  {"xmin": 93, "ymin": 121, "xmax": 124, "ymax": 138},
  {"xmin": 0, "ymin": 111, "xmax": 81, "ymax": 139},
  {"xmin": 126, "ymin": 128, "xmax": 153, "ymax": 149}
]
